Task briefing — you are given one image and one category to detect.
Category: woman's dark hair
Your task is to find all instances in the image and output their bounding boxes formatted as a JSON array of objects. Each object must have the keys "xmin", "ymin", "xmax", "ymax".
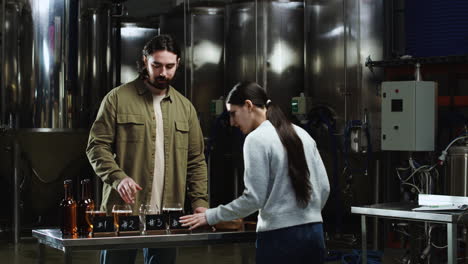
[
  {"xmin": 226, "ymin": 81, "xmax": 312, "ymax": 207},
  {"xmin": 137, "ymin": 34, "xmax": 181, "ymax": 78}
]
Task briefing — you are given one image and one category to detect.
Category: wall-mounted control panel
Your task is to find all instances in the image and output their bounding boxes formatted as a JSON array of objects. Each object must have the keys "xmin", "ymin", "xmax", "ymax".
[{"xmin": 381, "ymin": 81, "xmax": 437, "ymax": 151}]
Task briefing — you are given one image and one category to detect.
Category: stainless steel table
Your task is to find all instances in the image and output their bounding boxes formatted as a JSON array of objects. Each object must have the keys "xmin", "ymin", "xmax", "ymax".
[
  {"xmin": 32, "ymin": 229, "xmax": 256, "ymax": 264},
  {"xmin": 351, "ymin": 202, "xmax": 468, "ymax": 264}
]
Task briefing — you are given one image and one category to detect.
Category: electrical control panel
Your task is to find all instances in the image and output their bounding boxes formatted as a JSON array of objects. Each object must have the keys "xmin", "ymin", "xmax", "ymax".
[
  {"xmin": 381, "ymin": 81, "xmax": 437, "ymax": 151},
  {"xmin": 210, "ymin": 99, "xmax": 224, "ymax": 116},
  {"xmin": 291, "ymin": 93, "xmax": 311, "ymax": 115}
]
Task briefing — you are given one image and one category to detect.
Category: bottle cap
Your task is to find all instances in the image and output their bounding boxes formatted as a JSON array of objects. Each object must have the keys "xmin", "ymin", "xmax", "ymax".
[{"xmin": 81, "ymin": 178, "xmax": 91, "ymax": 184}]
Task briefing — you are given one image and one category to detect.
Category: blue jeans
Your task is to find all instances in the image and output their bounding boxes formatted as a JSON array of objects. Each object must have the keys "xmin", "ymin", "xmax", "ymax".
[
  {"xmin": 100, "ymin": 248, "xmax": 176, "ymax": 264},
  {"xmin": 256, "ymin": 222, "xmax": 325, "ymax": 264}
]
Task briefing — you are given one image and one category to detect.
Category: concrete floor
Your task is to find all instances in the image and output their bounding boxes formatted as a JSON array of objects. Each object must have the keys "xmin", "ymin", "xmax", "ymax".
[
  {"xmin": 0, "ymin": 236, "xmax": 401, "ymax": 264},
  {"xmin": 0, "ymin": 239, "xmax": 258, "ymax": 264},
  {"xmin": 0, "ymin": 239, "xmax": 362, "ymax": 264}
]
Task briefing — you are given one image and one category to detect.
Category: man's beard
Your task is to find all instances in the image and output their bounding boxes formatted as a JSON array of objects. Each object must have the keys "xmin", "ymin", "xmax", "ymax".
[{"xmin": 147, "ymin": 76, "xmax": 170, "ymax": 90}]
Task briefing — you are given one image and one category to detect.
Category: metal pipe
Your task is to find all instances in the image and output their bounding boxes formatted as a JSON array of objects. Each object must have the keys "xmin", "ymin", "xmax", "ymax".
[
  {"xmin": 373, "ymin": 159, "xmax": 380, "ymax": 251},
  {"xmin": 356, "ymin": 0, "xmax": 362, "ymax": 112},
  {"xmin": 415, "ymin": 62, "xmax": 422, "ymax": 81},
  {"xmin": 66, "ymin": 0, "xmax": 79, "ymax": 128},
  {"xmin": 260, "ymin": 0, "xmax": 267, "ymax": 88},
  {"xmin": 343, "ymin": 0, "xmax": 348, "ymax": 123},
  {"xmin": 77, "ymin": 1, "xmax": 87, "ymax": 125},
  {"xmin": 13, "ymin": 140, "xmax": 21, "ymax": 244},
  {"xmin": 254, "ymin": 0, "xmax": 258, "ymax": 83},
  {"xmin": 106, "ymin": 7, "xmax": 112, "ymax": 92},
  {"xmin": 303, "ymin": 0, "xmax": 308, "ymax": 96},
  {"xmin": 1, "ymin": 0, "xmax": 6, "ymax": 127},
  {"xmin": 183, "ymin": 0, "xmax": 188, "ymax": 96},
  {"xmin": 90, "ymin": 8, "xmax": 104, "ymax": 108},
  {"xmin": 189, "ymin": 12, "xmax": 194, "ymax": 101}
]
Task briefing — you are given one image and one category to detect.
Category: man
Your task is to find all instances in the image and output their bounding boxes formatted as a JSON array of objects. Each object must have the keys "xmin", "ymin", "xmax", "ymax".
[{"xmin": 86, "ymin": 34, "xmax": 208, "ymax": 264}]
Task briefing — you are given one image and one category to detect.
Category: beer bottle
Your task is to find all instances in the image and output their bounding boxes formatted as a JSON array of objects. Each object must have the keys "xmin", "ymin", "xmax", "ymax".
[
  {"xmin": 59, "ymin": 179, "xmax": 77, "ymax": 236},
  {"xmin": 77, "ymin": 179, "xmax": 94, "ymax": 237}
]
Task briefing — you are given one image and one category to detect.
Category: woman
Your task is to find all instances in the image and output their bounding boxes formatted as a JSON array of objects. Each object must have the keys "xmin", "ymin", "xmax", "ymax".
[{"xmin": 180, "ymin": 81, "xmax": 330, "ymax": 264}]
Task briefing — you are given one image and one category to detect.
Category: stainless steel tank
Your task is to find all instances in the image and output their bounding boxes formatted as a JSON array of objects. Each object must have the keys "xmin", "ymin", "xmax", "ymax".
[
  {"xmin": 161, "ymin": 2, "xmax": 225, "ymax": 134},
  {"xmin": 446, "ymin": 145, "xmax": 468, "ymax": 196},
  {"xmin": 305, "ymin": 0, "xmax": 384, "ymax": 237},
  {"xmin": 0, "ymin": 0, "xmax": 117, "ymax": 128},
  {"xmin": 1, "ymin": 1, "xmax": 22, "ymax": 128},
  {"xmin": 226, "ymin": 0, "xmax": 304, "ymax": 115},
  {"xmin": 305, "ymin": 0, "xmax": 384, "ymax": 146},
  {"xmin": 118, "ymin": 21, "xmax": 159, "ymax": 84},
  {"xmin": 12, "ymin": 0, "xmax": 78, "ymax": 128},
  {"xmin": 0, "ymin": 0, "xmax": 112, "ymax": 243},
  {"xmin": 77, "ymin": 3, "xmax": 115, "ymax": 126}
]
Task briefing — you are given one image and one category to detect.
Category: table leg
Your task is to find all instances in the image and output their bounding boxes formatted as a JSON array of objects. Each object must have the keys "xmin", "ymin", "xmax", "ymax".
[
  {"xmin": 361, "ymin": 215, "xmax": 367, "ymax": 264},
  {"xmin": 64, "ymin": 248, "xmax": 72, "ymax": 264},
  {"xmin": 447, "ymin": 223, "xmax": 457, "ymax": 264},
  {"xmin": 37, "ymin": 243, "xmax": 45, "ymax": 264}
]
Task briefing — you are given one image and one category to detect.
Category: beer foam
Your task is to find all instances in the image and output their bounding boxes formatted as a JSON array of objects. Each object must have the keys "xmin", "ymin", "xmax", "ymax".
[
  {"xmin": 162, "ymin": 208, "xmax": 183, "ymax": 211},
  {"xmin": 112, "ymin": 210, "xmax": 133, "ymax": 213},
  {"xmin": 86, "ymin": 211, "xmax": 106, "ymax": 214}
]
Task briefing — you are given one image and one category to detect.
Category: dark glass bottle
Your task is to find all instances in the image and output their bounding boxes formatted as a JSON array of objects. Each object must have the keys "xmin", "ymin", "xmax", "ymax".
[
  {"xmin": 59, "ymin": 179, "xmax": 77, "ymax": 236},
  {"xmin": 77, "ymin": 179, "xmax": 94, "ymax": 237}
]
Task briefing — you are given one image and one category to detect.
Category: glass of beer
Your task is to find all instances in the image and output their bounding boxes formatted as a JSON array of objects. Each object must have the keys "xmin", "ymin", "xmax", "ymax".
[
  {"xmin": 139, "ymin": 204, "xmax": 161, "ymax": 235},
  {"xmin": 112, "ymin": 204, "xmax": 133, "ymax": 233},
  {"xmin": 85, "ymin": 210, "xmax": 107, "ymax": 236},
  {"xmin": 163, "ymin": 203, "xmax": 184, "ymax": 232}
]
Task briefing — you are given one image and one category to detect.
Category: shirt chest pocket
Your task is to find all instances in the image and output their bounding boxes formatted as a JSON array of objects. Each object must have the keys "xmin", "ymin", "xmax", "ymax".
[
  {"xmin": 116, "ymin": 114, "xmax": 145, "ymax": 142},
  {"xmin": 174, "ymin": 120, "xmax": 189, "ymax": 149}
]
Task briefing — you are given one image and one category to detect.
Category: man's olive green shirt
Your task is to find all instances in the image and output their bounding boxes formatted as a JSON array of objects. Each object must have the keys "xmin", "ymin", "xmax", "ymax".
[{"xmin": 86, "ymin": 77, "xmax": 208, "ymax": 214}]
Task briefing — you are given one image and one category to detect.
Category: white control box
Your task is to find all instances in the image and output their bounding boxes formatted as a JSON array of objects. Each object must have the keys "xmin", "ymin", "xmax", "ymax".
[
  {"xmin": 381, "ymin": 81, "xmax": 437, "ymax": 151},
  {"xmin": 210, "ymin": 99, "xmax": 224, "ymax": 116},
  {"xmin": 291, "ymin": 93, "xmax": 312, "ymax": 115}
]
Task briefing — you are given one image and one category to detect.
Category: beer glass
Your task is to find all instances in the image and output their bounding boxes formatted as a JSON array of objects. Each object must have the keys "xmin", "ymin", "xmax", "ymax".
[
  {"xmin": 139, "ymin": 204, "xmax": 164, "ymax": 235},
  {"xmin": 85, "ymin": 210, "xmax": 107, "ymax": 236},
  {"xmin": 162, "ymin": 203, "xmax": 185, "ymax": 233},
  {"xmin": 112, "ymin": 204, "xmax": 133, "ymax": 233}
]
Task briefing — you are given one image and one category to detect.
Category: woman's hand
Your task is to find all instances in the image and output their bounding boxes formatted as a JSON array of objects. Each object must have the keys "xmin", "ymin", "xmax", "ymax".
[{"xmin": 179, "ymin": 212, "xmax": 208, "ymax": 230}]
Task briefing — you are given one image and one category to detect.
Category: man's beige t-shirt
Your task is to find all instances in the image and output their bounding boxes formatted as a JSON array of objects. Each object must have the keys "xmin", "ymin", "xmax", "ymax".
[{"xmin": 150, "ymin": 94, "xmax": 165, "ymax": 212}]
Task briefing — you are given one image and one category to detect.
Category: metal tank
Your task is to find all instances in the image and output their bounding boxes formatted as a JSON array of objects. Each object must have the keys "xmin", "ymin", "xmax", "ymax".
[
  {"xmin": 305, "ymin": 0, "xmax": 384, "ymax": 238},
  {"xmin": 161, "ymin": 2, "xmax": 225, "ymax": 134},
  {"xmin": 226, "ymin": 0, "xmax": 304, "ymax": 115},
  {"xmin": 0, "ymin": 0, "xmax": 117, "ymax": 129},
  {"xmin": 78, "ymin": 2, "xmax": 116, "ymax": 126},
  {"xmin": 305, "ymin": 0, "xmax": 384, "ymax": 147},
  {"xmin": 446, "ymin": 145, "xmax": 468, "ymax": 196},
  {"xmin": 159, "ymin": 4, "xmax": 187, "ymax": 95},
  {"xmin": 0, "ymin": 0, "xmax": 116, "ymax": 243},
  {"xmin": 118, "ymin": 20, "xmax": 159, "ymax": 84},
  {"xmin": 1, "ymin": 0, "xmax": 79, "ymax": 128},
  {"xmin": 1, "ymin": 1, "xmax": 23, "ymax": 128}
]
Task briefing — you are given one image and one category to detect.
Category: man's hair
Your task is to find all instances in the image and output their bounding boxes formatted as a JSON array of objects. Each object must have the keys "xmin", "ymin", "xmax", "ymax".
[{"xmin": 137, "ymin": 34, "xmax": 181, "ymax": 78}]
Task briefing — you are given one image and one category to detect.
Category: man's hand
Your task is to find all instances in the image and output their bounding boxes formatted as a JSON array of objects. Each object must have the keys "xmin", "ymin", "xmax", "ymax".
[{"xmin": 117, "ymin": 177, "xmax": 142, "ymax": 204}]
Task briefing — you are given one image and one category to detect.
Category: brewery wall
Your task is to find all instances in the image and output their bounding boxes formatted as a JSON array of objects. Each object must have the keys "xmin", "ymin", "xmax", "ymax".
[{"xmin": 1, "ymin": 0, "xmax": 468, "ymax": 261}]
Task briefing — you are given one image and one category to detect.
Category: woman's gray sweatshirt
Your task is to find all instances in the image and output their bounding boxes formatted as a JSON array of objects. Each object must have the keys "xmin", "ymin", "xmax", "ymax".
[{"xmin": 205, "ymin": 120, "xmax": 330, "ymax": 232}]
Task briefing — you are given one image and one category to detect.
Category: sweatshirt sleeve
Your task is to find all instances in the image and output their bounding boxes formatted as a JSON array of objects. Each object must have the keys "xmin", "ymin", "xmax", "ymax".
[{"xmin": 206, "ymin": 134, "xmax": 270, "ymax": 225}]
